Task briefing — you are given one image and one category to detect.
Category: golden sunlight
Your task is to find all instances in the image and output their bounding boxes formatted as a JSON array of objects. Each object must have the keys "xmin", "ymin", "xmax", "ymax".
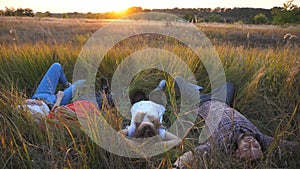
[{"xmin": 104, "ymin": 1, "xmax": 132, "ymax": 13}]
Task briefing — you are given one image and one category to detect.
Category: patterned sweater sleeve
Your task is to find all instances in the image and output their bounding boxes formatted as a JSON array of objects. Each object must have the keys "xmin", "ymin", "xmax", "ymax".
[{"xmin": 258, "ymin": 133, "xmax": 299, "ymax": 152}]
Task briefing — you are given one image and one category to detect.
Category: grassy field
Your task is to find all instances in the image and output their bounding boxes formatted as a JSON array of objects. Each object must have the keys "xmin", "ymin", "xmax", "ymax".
[{"xmin": 0, "ymin": 16, "xmax": 299, "ymax": 168}]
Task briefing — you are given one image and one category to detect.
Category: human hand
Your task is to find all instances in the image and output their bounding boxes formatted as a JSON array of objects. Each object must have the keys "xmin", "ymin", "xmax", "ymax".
[
  {"xmin": 173, "ymin": 144, "xmax": 210, "ymax": 169},
  {"xmin": 64, "ymin": 82, "xmax": 71, "ymax": 88},
  {"xmin": 133, "ymin": 112, "xmax": 146, "ymax": 123},
  {"xmin": 56, "ymin": 91, "xmax": 64, "ymax": 98},
  {"xmin": 173, "ymin": 151, "xmax": 196, "ymax": 169},
  {"xmin": 51, "ymin": 91, "xmax": 65, "ymax": 111}
]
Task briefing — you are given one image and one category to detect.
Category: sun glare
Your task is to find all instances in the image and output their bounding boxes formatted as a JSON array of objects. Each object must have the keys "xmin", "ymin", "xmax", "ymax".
[
  {"xmin": 112, "ymin": 7, "xmax": 128, "ymax": 13},
  {"xmin": 105, "ymin": 1, "xmax": 131, "ymax": 13},
  {"xmin": 112, "ymin": 9, "xmax": 128, "ymax": 16}
]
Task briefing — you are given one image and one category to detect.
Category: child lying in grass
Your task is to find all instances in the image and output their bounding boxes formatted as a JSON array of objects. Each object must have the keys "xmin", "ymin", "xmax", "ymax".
[{"xmin": 120, "ymin": 80, "xmax": 180, "ymax": 148}]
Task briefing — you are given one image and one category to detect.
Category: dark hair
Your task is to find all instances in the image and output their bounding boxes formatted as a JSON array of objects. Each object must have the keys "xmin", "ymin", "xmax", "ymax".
[
  {"xmin": 133, "ymin": 114, "xmax": 162, "ymax": 138},
  {"xmin": 133, "ymin": 122, "xmax": 158, "ymax": 138},
  {"xmin": 130, "ymin": 90, "xmax": 146, "ymax": 105}
]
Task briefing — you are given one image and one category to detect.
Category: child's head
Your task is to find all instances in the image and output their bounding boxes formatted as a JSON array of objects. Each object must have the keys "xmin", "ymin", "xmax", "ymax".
[
  {"xmin": 133, "ymin": 112, "xmax": 160, "ymax": 138},
  {"xmin": 134, "ymin": 121, "xmax": 158, "ymax": 138}
]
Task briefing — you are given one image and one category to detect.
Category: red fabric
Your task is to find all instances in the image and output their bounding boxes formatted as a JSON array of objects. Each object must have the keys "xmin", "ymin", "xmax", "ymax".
[
  {"xmin": 65, "ymin": 100, "xmax": 99, "ymax": 118},
  {"xmin": 48, "ymin": 100, "xmax": 99, "ymax": 121}
]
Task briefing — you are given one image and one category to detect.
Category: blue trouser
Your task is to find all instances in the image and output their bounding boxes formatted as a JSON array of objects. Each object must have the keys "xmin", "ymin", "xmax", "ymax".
[{"xmin": 32, "ymin": 63, "xmax": 85, "ymax": 106}]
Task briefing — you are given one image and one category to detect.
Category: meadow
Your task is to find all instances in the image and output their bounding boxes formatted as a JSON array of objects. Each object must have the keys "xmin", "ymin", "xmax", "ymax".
[{"xmin": 0, "ymin": 16, "xmax": 299, "ymax": 168}]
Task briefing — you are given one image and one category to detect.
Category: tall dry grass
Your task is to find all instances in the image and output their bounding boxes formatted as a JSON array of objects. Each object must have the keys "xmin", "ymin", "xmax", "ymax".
[{"xmin": 0, "ymin": 17, "xmax": 299, "ymax": 168}]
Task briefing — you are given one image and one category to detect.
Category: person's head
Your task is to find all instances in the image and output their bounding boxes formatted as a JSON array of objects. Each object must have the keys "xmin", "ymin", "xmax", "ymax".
[
  {"xmin": 133, "ymin": 112, "xmax": 160, "ymax": 138},
  {"xmin": 235, "ymin": 133, "xmax": 263, "ymax": 160},
  {"xmin": 134, "ymin": 121, "xmax": 158, "ymax": 138}
]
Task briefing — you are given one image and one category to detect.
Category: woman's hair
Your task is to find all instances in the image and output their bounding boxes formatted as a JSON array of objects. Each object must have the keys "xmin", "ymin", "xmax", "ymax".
[{"xmin": 133, "ymin": 112, "xmax": 162, "ymax": 138}]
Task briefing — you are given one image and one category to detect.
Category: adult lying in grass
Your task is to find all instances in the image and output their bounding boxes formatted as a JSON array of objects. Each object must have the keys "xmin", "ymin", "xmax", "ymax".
[
  {"xmin": 172, "ymin": 77, "xmax": 299, "ymax": 169},
  {"xmin": 20, "ymin": 62, "xmax": 85, "ymax": 116},
  {"xmin": 47, "ymin": 84, "xmax": 114, "ymax": 124},
  {"xmin": 19, "ymin": 63, "xmax": 113, "ymax": 129}
]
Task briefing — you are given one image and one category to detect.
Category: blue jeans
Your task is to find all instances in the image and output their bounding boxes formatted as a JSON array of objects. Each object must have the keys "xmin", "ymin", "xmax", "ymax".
[{"xmin": 32, "ymin": 63, "xmax": 85, "ymax": 105}]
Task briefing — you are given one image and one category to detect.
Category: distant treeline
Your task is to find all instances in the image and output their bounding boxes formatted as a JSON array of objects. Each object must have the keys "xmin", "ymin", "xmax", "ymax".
[
  {"xmin": 0, "ymin": 7, "xmax": 34, "ymax": 17},
  {"xmin": 1, "ymin": 1, "xmax": 299, "ymax": 25}
]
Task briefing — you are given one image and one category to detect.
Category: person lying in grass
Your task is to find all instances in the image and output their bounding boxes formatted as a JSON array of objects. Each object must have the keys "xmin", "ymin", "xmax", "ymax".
[
  {"xmin": 20, "ymin": 62, "xmax": 85, "ymax": 116},
  {"xmin": 20, "ymin": 63, "xmax": 114, "ymax": 125},
  {"xmin": 172, "ymin": 77, "xmax": 299, "ymax": 169},
  {"xmin": 47, "ymin": 78, "xmax": 115, "ymax": 124},
  {"xmin": 120, "ymin": 80, "xmax": 180, "ymax": 147}
]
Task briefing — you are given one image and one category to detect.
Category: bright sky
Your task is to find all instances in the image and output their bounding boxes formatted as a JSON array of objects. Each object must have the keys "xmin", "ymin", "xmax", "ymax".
[{"xmin": 1, "ymin": 0, "xmax": 299, "ymax": 13}]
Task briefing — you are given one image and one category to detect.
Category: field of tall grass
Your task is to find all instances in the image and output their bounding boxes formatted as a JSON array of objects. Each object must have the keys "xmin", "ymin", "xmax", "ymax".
[{"xmin": 0, "ymin": 16, "xmax": 299, "ymax": 168}]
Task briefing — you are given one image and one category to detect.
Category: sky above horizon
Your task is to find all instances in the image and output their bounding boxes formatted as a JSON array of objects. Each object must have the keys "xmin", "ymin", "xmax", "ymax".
[{"xmin": 1, "ymin": 0, "xmax": 299, "ymax": 13}]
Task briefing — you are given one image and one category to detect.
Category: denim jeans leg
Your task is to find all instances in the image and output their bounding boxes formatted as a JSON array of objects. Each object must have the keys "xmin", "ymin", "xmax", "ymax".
[
  {"xmin": 61, "ymin": 80, "xmax": 86, "ymax": 105},
  {"xmin": 32, "ymin": 63, "xmax": 68, "ymax": 104}
]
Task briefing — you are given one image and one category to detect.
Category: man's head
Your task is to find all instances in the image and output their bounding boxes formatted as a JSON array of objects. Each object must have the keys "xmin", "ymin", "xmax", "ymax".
[{"xmin": 236, "ymin": 133, "xmax": 263, "ymax": 160}]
